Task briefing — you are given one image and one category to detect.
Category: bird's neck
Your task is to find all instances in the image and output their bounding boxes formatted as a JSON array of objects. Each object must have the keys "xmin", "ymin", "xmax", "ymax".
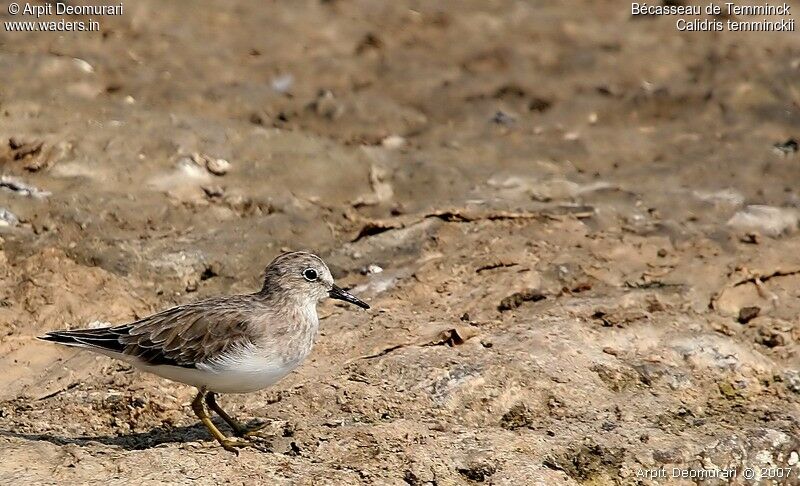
[
  {"xmin": 288, "ymin": 300, "xmax": 319, "ymax": 329},
  {"xmin": 281, "ymin": 300, "xmax": 320, "ymax": 365}
]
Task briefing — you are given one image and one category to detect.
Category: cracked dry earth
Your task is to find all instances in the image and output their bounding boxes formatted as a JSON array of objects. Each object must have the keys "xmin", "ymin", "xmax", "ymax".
[{"xmin": 1, "ymin": 1, "xmax": 800, "ymax": 485}]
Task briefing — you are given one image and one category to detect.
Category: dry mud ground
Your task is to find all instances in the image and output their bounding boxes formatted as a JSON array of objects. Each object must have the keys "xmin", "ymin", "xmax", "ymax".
[{"xmin": 1, "ymin": 1, "xmax": 800, "ymax": 484}]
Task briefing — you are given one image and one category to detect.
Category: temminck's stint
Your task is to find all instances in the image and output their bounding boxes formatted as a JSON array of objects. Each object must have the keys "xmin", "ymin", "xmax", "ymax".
[{"xmin": 39, "ymin": 251, "xmax": 370, "ymax": 453}]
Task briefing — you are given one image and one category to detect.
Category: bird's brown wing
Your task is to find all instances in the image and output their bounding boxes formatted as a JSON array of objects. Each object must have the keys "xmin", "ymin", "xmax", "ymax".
[{"xmin": 41, "ymin": 296, "xmax": 259, "ymax": 368}]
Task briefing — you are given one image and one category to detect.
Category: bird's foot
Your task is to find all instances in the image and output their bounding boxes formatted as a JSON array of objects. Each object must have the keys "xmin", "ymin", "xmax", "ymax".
[
  {"xmin": 218, "ymin": 437, "xmax": 254, "ymax": 454},
  {"xmin": 241, "ymin": 423, "xmax": 271, "ymax": 438}
]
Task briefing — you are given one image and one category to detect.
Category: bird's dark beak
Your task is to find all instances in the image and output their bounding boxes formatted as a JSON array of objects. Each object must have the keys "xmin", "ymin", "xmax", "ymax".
[{"xmin": 329, "ymin": 284, "xmax": 370, "ymax": 309}]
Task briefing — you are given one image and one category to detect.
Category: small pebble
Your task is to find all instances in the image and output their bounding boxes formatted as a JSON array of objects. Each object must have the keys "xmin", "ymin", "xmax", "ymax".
[
  {"xmin": 204, "ymin": 157, "xmax": 231, "ymax": 176},
  {"xmin": 773, "ymin": 138, "xmax": 798, "ymax": 156},
  {"xmin": 740, "ymin": 232, "xmax": 760, "ymax": 244},
  {"xmin": 361, "ymin": 264, "xmax": 383, "ymax": 274},
  {"xmin": 72, "ymin": 58, "xmax": 94, "ymax": 73},
  {"xmin": 0, "ymin": 208, "xmax": 19, "ymax": 227},
  {"xmin": 738, "ymin": 306, "xmax": 760, "ymax": 324},
  {"xmin": 490, "ymin": 110, "xmax": 515, "ymax": 126},
  {"xmin": 202, "ymin": 185, "xmax": 225, "ymax": 198},
  {"xmin": 381, "ymin": 135, "xmax": 406, "ymax": 149},
  {"xmin": 0, "ymin": 176, "xmax": 51, "ymax": 198},
  {"xmin": 271, "ymin": 74, "xmax": 294, "ymax": 93}
]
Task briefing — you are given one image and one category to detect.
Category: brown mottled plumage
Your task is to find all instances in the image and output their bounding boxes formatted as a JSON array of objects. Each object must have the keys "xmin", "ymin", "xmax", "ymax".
[{"xmin": 39, "ymin": 251, "xmax": 369, "ymax": 453}]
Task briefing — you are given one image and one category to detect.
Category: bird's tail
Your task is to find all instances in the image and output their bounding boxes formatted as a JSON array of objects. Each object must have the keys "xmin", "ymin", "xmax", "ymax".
[{"xmin": 38, "ymin": 327, "xmax": 128, "ymax": 353}]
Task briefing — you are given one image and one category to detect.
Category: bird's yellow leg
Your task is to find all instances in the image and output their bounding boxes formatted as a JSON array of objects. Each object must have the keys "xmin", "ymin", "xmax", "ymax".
[
  {"xmin": 205, "ymin": 392, "xmax": 248, "ymax": 437},
  {"xmin": 191, "ymin": 389, "xmax": 252, "ymax": 453},
  {"xmin": 205, "ymin": 391, "xmax": 269, "ymax": 437}
]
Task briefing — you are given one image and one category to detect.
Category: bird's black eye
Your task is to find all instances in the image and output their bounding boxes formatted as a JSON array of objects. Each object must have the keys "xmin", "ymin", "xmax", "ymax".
[{"xmin": 303, "ymin": 268, "xmax": 318, "ymax": 281}]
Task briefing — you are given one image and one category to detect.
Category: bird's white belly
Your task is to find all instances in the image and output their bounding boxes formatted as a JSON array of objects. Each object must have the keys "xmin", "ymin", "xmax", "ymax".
[
  {"xmin": 136, "ymin": 344, "xmax": 305, "ymax": 394},
  {"xmin": 138, "ymin": 362, "xmax": 294, "ymax": 393}
]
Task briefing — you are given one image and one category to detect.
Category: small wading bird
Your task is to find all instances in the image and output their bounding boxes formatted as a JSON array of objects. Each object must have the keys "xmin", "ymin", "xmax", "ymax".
[{"xmin": 40, "ymin": 251, "xmax": 370, "ymax": 453}]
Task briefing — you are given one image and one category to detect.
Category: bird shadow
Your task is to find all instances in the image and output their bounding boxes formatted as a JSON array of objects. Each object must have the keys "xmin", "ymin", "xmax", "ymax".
[{"xmin": 0, "ymin": 419, "xmax": 271, "ymax": 451}]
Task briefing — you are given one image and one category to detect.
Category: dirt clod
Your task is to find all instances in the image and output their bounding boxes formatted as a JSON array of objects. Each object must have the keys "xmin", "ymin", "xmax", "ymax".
[
  {"xmin": 738, "ymin": 306, "xmax": 761, "ymax": 324},
  {"xmin": 546, "ymin": 440, "xmax": 624, "ymax": 482},
  {"xmin": 500, "ymin": 403, "xmax": 537, "ymax": 430},
  {"xmin": 498, "ymin": 289, "xmax": 546, "ymax": 311},
  {"xmin": 456, "ymin": 461, "xmax": 496, "ymax": 482}
]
